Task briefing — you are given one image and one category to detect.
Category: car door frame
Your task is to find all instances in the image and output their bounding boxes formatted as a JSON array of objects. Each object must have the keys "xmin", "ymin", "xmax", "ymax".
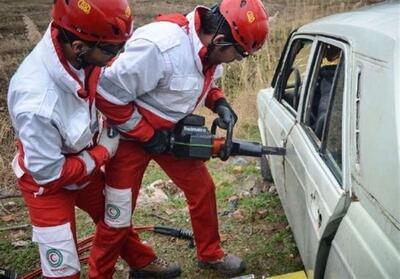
[
  {"xmin": 283, "ymin": 35, "xmax": 352, "ymax": 278},
  {"xmin": 261, "ymin": 33, "xmax": 318, "ymax": 210}
]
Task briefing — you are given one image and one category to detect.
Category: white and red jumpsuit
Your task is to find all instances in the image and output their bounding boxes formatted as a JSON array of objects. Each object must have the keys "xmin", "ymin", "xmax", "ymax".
[
  {"xmin": 7, "ymin": 24, "xmax": 150, "ymax": 278},
  {"xmin": 93, "ymin": 7, "xmax": 227, "ymax": 273}
]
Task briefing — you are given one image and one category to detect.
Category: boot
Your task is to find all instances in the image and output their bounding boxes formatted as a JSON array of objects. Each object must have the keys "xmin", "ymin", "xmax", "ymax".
[
  {"xmin": 198, "ymin": 254, "xmax": 246, "ymax": 276},
  {"xmin": 129, "ymin": 257, "xmax": 181, "ymax": 278}
]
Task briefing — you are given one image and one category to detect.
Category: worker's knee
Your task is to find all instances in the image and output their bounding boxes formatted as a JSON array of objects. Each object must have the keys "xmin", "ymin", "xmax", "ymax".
[
  {"xmin": 104, "ymin": 186, "xmax": 132, "ymax": 228},
  {"xmin": 32, "ymin": 223, "xmax": 80, "ymax": 277}
]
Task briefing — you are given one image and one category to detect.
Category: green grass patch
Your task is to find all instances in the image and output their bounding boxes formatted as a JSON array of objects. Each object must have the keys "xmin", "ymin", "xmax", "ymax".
[
  {"xmin": 142, "ymin": 161, "xmax": 169, "ymax": 186},
  {"xmin": 0, "ymin": 240, "xmax": 38, "ymax": 275},
  {"xmin": 168, "ymin": 196, "xmax": 187, "ymax": 209}
]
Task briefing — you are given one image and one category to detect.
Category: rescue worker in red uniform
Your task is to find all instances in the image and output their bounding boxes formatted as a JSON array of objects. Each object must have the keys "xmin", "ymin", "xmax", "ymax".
[
  {"xmin": 94, "ymin": 0, "xmax": 269, "ymax": 277},
  {"xmin": 7, "ymin": 0, "xmax": 135, "ymax": 278}
]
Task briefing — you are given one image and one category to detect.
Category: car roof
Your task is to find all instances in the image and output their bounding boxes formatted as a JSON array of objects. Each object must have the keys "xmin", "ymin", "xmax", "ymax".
[{"xmin": 297, "ymin": 1, "xmax": 399, "ymax": 63}]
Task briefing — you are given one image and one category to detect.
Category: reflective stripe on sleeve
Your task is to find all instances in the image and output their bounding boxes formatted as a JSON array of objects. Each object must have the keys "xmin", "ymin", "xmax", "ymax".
[
  {"xmin": 77, "ymin": 151, "xmax": 96, "ymax": 175},
  {"xmin": 115, "ymin": 108, "xmax": 143, "ymax": 133},
  {"xmin": 98, "ymin": 76, "xmax": 133, "ymax": 105}
]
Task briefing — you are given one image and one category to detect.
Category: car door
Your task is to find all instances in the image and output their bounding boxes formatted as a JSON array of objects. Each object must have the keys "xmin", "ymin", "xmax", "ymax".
[
  {"xmin": 283, "ymin": 38, "xmax": 351, "ymax": 278},
  {"xmin": 258, "ymin": 35, "xmax": 315, "ymax": 208}
]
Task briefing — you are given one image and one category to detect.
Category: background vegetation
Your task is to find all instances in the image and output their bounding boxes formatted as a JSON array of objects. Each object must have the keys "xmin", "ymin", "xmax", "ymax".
[{"xmin": 0, "ymin": 0, "xmax": 382, "ymax": 278}]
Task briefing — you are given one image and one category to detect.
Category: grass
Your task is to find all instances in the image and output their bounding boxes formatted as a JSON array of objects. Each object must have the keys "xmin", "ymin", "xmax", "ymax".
[
  {"xmin": 110, "ymin": 158, "xmax": 303, "ymax": 279},
  {"xmin": 0, "ymin": 0, "xmax": 383, "ymax": 278},
  {"xmin": 0, "ymin": 198, "xmax": 38, "ymax": 273}
]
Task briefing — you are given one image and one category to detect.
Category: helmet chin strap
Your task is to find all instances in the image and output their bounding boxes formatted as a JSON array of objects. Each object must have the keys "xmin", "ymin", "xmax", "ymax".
[{"xmin": 205, "ymin": 5, "xmax": 225, "ymax": 62}]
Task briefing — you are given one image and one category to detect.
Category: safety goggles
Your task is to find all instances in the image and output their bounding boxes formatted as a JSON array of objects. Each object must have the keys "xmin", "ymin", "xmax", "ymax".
[
  {"xmin": 95, "ymin": 42, "xmax": 125, "ymax": 56},
  {"xmin": 232, "ymin": 43, "xmax": 249, "ymax": 58},
  {"xmin": 214, "ymin": 41, "xmax": 249, "ymax": 58}
]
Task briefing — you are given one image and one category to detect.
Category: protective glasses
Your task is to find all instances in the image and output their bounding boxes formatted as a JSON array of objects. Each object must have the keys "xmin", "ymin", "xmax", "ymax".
[
  {"xmin": 232, "ymin": 44, "xmax": 249, "ymax": 58},
  {"xmin": 95, "ymin": 42, "xmax": 125, "ymax": 56},
  {"xmin": 214, "ymin": 41, "xmax": 249, "ymax": 58}
]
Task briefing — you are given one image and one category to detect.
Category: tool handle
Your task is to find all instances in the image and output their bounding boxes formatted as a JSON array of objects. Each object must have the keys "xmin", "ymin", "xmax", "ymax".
[{"xmin": 211, "ymin": 118, "xmax": 233, "ymax": 160}]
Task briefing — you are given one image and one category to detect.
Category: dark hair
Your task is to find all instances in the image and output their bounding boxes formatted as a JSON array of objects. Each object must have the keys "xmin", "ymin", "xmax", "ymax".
[
  {"xmin": 57, "ymin": 27, "xmax": 95, "ymax": 46},
  {"xmin": 200, "ymin": 6, "xmax": 235, "ymax": 43}
]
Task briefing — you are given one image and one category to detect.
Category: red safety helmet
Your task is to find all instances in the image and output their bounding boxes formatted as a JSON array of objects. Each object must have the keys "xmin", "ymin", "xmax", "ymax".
[
  {"xmin": 52, "ymin": 0, "xmax": 133, "ymax": 44},
  {"xmin": 219, "ymin": 0, "xmax": 269, "ymax": 54}
]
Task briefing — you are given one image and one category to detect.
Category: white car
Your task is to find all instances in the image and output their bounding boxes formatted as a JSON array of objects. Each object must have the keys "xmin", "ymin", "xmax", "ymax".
[{"xmin": 256, "ymin": 2, "xmax": 399, "ymax": 278}]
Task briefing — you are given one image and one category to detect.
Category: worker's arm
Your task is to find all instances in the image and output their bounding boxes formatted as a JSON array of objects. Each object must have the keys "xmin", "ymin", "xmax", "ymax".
[
  {"xmin": 204, "ymin": 66, "xmax": 237, "ymax": 128},
  {"xmin": 96, "ymin": 39, "xmax": 168, "ymax": 142},
  {"xmin": 205, "ymin": 86, "xmax": 225, "ymax": 110},
  {"xmin": 16, "ymin": 112, "xmax": 114, "ymax": 193},
  {"xmin": 204, "ymin": 65, "xmax": 225, "ymax": 110}
]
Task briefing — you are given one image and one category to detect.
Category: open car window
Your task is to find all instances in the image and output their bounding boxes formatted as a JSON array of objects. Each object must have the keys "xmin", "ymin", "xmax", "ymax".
[
  {"xmin": 301, "ymin": 42, "xmax": 345, "ymax": 183},
  {"xmin": 276, "ymin": 38, "xmax": 313, "ymax": 115}
]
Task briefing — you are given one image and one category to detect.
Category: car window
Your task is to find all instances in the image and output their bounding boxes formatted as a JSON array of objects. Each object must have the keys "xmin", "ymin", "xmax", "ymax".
[
  {"xmin": 302, "ymin": 42, "xmax": 344, "ymax": 182},
  {"xmin": 277, "ymin": 39, "xmax": 313, "ymax": 113},
  {"xmin": 323, "ymin": 55, "xmax": 344, "ymax": 178}
]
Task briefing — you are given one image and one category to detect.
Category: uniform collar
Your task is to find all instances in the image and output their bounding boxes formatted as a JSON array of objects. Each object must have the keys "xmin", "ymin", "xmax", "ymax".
[
  {"xmin": 187, "ymin": 6, "xmax": 213, "ymax": 74},
  {"xmin": 40, "ymin": 23, "xmax": 90, "ymax": 99}
]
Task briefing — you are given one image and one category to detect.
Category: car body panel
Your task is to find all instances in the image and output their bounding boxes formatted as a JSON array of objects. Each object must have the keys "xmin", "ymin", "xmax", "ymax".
[
  {"xmin": 257, "ymin": 88, "xmax": 295, "ymax": 206},
  {"xmin": 325, "ymin": 201, "xmax": 400, "ymax": 278},
  {"xmin": 284, "ymin": 121, "xmax": 348, "ymax": 273},
  {"xmin": 256, "ymin": 2, "xmax": 400, "ymax": 278}
]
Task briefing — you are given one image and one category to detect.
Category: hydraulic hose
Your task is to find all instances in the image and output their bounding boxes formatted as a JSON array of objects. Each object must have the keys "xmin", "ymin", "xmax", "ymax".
[{"xmin": 16, "ymin": 225, "xmax": 193, "ymax": 279}]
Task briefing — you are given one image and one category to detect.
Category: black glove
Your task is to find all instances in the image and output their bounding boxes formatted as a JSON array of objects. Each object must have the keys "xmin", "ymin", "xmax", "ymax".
[
  {"xmin": 142, "ymin": 130, "xmax": 170, "ymax": 155},
  {"xmin": 214, "ymin": 98, "xmax": 238, "ymax": 130}
]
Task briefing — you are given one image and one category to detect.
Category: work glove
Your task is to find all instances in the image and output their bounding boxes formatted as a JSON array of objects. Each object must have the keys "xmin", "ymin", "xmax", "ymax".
[
  {"xmin": 142, "ymin": 130, "xmax": 170, "ymax": 155},
  {"xmin": 214, "ymin": 99, "xmax": 238, "ymax": 130},
  {"xmin": 98, "ymin": 127, "xmax": 120, "ymax": 158}
]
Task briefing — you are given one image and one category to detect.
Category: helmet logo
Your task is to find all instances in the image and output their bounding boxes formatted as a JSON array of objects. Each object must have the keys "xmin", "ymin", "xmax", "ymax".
[
  {"xmin": 125, "ymin": 6, "xmax": 131, "ymax": 17},
  {"xmin": 78, "ymin": 0, "xmax": 91, "ymax": 14},
  {"xmin": 247, "ymin": 11, "xmax": 256, "ymax": 23}
]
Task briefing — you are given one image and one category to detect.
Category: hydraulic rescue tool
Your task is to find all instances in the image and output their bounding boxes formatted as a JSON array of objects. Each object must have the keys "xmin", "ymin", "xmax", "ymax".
[
  {"xmin": 3, "ymin": 116, "xmax": 284, "ymax": 279},
  {"xmin": 169, "ymin": 114, "xmax": 285, "ymax": 161}
]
